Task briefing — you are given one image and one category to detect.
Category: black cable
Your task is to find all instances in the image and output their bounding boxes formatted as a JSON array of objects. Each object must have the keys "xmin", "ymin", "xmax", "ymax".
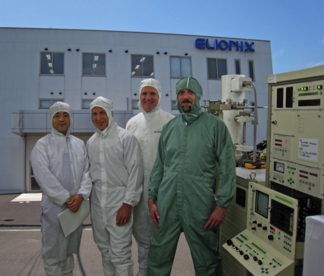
[
  {"xmin": 77, "ymin": 252, "xmax": 87, "ymax": 276},
  {"xmin": 76, "ymin": 227, "xmax": 89, "ymax": 276}
]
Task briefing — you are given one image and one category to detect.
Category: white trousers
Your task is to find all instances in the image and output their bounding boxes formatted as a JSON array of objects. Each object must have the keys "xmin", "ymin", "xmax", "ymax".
[
  {"xmin": 91, "ymin": 202, "xmax": 134, "ymax": 276},
  {"xmin": 132, "ymin": 195, "xmax": 156, "ymax": 274},
  {"xmin": 43, "ymin": 254, "xmax": 74, "ymax": 276}
]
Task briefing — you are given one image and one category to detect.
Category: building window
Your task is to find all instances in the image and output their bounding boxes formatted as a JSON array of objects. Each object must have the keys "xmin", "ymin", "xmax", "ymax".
[
  {"xmin": 82, "ymin": 99, "xmax": 93, "ymax": 109},
  {"xmin": 171, "ymin": 100, "xmax": 178, "ymax": 110},
  {"xmin": 132, "ymin": 99, "xmax": 139, "ymax": 110},
  {"xmin": 131, "ymin": 55, "xmax": 154, "ymax": 77},
  {"xmin": 39, "ymin": 99, "xmax": 62, "ymax": 109},
  {"xmin": 248, "ymin": 60, "xmax": 255, "ymax": 81},
  {"xmin": 207, "ymin": 58, "xmax": 227, "ymax": 79},
  {"xmin": 83, "ymin": 53, "xmax": 106, "ymax": 76},
  {"xmin": 40, "ymin": 52, "xmax": 64, "ymax": 75},
  {"xmin": 170, "ymin": 57, "xmax": 191, "ymax": 78},
  {"xmin": 235, "ymin": 60, "xmax": 241, "ymax": 74}
]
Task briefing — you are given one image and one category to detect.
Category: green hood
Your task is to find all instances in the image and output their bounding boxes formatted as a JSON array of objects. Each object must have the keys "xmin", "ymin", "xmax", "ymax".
[{"xmin": 176, "ymin": 77, "xmax": 203, "ymax": 124}]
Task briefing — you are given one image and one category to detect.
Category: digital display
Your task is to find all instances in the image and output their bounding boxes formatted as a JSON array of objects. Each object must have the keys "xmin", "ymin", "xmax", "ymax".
[
  {"xmin": 298, "ymin": 99, "xmax": 321, "ymax": 106},
  {"xmin": 270, "ymin": 200, "xmax": 294, "ymax": 236},
  {"xmin": 255, "ymin": 191, "xmax": 269, "ymax": 218},
  {"xmin": 274, "ymin": 161, "xmax": 284, "ymax": 173}
]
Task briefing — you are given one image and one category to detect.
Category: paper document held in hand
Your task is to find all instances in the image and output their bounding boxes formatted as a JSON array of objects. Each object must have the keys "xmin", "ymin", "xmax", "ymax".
[{"xmin": 58, "ymin": 200, "xmax": 90, "ymax": 237}]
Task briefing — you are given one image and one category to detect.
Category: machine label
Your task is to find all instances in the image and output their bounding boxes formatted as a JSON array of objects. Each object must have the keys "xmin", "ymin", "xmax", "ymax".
[{"xmin": 298, "ymin": 138, "xmax": 318, "ymax": 162}]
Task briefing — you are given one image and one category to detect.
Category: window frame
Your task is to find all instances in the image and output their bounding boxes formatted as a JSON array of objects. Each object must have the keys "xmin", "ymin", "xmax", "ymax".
[
  {"xmin": 171, "ymin": 100, "xmax": 178, "ymax": 110},
  {"xmin": 170, "ymin": 56, "xmax": 192, "ymax": 79},
  {"xmin": 131, "ymin": 99, "xmax": 139, "ymax": 110},
  {"xmin": 248, "ymin": 60, "xmax": 255, "ymax": 81},
  {"xmin": 82, "ymin": 53, "xmax": 106, "ymax": 76},
  {"xmin": 39, "ymin": 99, "xmax": 63, "ymax": 109},
  {"xmin": 82, "ymin": 99, "xmax": 94, "ymax": 109},
  {"xmin": 40, "ymin": 52, "xmax": 64, "ymax": 75},
  {"xmin": 207, "ymin": 58, "xmax": 228, "ymax": 80},
  {"xmin": 131, "ymin": 54, "xmax": 154, "ymax": 77},
  {"xmin": 235, "ymin": 59, "xmax": 241, "ymax": 74}
]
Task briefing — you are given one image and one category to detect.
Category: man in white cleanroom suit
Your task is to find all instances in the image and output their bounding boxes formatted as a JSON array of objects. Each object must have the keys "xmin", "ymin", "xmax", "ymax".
[
  {"xmin": 87, "ymin": 96, "xmax": 144, "ymax": 276},
  {"xmin": 30, "ymin": 101, "xmax": 92, "ymax": 276},
  {"xmin": 126, "ymin": 79, "xmax": 174, "ymax": 276}
]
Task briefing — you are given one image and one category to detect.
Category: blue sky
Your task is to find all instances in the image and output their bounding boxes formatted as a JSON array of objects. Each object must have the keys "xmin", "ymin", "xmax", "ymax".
[{"xmin": 1, "ymin": 0, "xmax": 323, "ymax": 74}]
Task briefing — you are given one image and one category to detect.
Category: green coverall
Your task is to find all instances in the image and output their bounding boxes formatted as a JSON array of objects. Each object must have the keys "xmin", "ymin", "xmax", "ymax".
[{"xmin": 148, "ymin": 77, "xmax": 236, "ymax": 276}]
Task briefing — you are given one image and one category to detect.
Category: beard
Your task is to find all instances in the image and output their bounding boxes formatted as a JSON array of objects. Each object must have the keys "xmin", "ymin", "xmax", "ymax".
[{"xmin": 181, "ymin": 106, "xmax": 192, "ymax": 113}]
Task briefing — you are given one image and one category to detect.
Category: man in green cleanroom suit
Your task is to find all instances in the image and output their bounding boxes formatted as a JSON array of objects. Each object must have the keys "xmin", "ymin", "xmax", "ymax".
[{"xmin": 147, "ymin": 77, "xmax": 236, "ymax": 276}]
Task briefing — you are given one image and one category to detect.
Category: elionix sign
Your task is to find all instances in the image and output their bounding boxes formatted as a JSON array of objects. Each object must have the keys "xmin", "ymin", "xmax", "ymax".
[{"xmin": 195, "ymin": 38, "xmax": 255, "ymax": 52}]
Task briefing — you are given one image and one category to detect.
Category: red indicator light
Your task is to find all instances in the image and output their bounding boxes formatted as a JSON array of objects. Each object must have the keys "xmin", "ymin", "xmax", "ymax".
[{"xmin": 300, "ymin": 170, "xmax": 308, "ymax": 175}]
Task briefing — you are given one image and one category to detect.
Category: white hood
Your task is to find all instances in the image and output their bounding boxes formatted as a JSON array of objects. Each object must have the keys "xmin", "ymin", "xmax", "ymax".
[
  {"xmin": 49, "ymin": 101, "xmax": 72, "ymax": 135},
  {"xmin": 89, "ymin": 96, "xmax": 115, "ymax": 132},
  {"xmin": 137, "ymin": 78, "xmax": 162, "ymax": 113}
]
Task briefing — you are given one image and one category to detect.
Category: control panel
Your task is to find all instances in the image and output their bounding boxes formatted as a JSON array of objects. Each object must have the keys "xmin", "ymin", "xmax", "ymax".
[
  {"xmin": 223, "ymin": 182, "xmax": 299, "ymax": 275},
  {"xmin": 269, "ymin": 79, "xmax": 324, "ymax": 199},
  {"xmin": 224, "ymin": 230, "xmax": 294, "ymax": 276}
]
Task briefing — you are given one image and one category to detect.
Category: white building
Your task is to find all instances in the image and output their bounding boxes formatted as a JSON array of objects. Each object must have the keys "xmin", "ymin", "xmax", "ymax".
[{"xmin": 0, "ymin": 27, "xmax": 272, "ymax": 193}]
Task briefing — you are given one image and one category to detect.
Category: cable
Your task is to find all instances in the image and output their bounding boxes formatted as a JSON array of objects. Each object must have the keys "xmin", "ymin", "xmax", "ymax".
[
  {"xmin": 77, "ymin": 252, "xmax": 87, "ymax": 276},
  {"xmin": 76, "ymin": 227, "xmax": 89, "ymax": 276}
]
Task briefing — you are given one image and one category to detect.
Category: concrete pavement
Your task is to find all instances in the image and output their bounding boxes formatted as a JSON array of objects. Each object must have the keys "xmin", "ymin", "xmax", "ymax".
[{"xmin": 0, "ymin": 194, "xmax": 194, "ymax": 276}]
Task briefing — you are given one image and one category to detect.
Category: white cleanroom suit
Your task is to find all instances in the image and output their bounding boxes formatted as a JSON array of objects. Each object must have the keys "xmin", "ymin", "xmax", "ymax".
[
  {"xmin": 126, "ymin": 78, "xmax": 174, "ymax": 275},
  {"xmin": 87, "ymin": 97, "xmax": 144, "ymax": 276},
  {"xmin": 30, "ymin": 101, "xmax": 92, "ymax": 276}
]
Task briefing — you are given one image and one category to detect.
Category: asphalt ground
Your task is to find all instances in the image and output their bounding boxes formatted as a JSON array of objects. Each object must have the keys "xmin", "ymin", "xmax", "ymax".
[{"xmin": 0, "ymin": 194, "xmax": 194, "ymax": 276}]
